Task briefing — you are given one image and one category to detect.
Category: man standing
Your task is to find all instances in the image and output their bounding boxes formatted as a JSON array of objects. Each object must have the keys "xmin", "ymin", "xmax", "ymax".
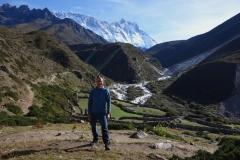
[{"xmin": 88, "ymin": 75, "xmax": 111, "ymax": 150}]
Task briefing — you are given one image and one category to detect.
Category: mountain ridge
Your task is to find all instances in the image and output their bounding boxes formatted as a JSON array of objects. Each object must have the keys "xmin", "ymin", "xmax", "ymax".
[
  {"xmin": 0, "ymin": 3, "xmax": 109, "ymax": 45},
  {"xmin": 52, "ymin": 11, "xmax": 158, "ymax": 50},
  {"xmin": 68, "ymin": 42, "xmax": 162, "ymax": 83},
  {"xmin": 146, "ymin": 12, "xmax": 240, "ymax": 68}
]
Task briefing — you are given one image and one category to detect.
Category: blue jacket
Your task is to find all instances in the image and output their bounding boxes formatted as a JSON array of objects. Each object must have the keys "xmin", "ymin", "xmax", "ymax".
[{"xmin": 88, "ymin": 86, "xmax": 111, "ymax": 114}]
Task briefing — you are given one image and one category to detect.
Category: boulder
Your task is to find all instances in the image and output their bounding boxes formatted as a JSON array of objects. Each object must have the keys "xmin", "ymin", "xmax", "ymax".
[
  {"xmin": 150, "ymin": 140, "xmax": 172, "ymax": 149},
  {"xmin": 130, "ymin": 130, "xmax": 147, "ymax": 139}
]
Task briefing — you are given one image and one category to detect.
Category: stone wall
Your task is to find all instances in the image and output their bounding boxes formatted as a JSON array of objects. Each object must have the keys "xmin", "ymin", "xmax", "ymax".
[
  {"xmin": 185, "ymin": 117, "xmax": 232, "ymax": 129},
  {"xmin": 145, "ymin": 121, "xmax": 240, "ymax": 135}
]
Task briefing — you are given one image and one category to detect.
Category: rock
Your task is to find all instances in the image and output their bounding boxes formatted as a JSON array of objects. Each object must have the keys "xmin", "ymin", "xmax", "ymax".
[
  {"xmin": 150, "ymin": 141, "xmax": 172, "ymax": 149},
  {"xmin": 56, "ymin": 132, "xmax": 65, "ymax": 136},
  {"xmin": 150, "ymin": 154, "xmax": 167, "ymax": 160},
  {"xmin": 130, "ymin": 130, "xmax": 148, "ymax": 139},
  {"xmin": 190, "ymin": 142, "xmax": 194, "ymax": 145},
  {"xmin": 176, "ymin": 144, "xmax": 185, "ymax": 150}
]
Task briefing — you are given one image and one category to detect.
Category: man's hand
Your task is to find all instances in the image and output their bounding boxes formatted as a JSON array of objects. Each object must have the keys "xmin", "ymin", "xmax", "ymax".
[
  {"xmin": 88, "ymin": 114, "xmax": 92, "ymax": 120},
  {"xmin": 106, "ymin": 113, "xmax": 110, "ymax": 120}
]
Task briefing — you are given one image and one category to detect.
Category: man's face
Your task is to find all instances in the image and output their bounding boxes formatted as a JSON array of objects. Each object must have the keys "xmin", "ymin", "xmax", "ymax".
[{"xmin": 96, "ymin": 78, "xmax": 104, "ymax": 88}]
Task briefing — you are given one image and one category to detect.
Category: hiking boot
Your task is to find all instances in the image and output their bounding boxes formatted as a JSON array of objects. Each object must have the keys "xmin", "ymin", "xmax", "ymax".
[
  {"xmin": 104, "ymin": 141, "xmax": 110, "ymax": 150},
  {"xmin": 90, "ymin": 140, "xmax": 98, "ymax": 146}
]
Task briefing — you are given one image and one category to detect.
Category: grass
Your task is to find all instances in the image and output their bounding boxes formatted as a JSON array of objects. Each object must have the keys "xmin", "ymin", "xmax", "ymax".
[
  {"xmin": 112, "ymin": 100, "xmax": 135, "ymax": 106},
  {"xmin": 78, "ymin": 98, "xmax": 141, "ymax": 119},
  {"xmin": 224, "ymin": 124, "xmax": 240, "ymax": 129},
  {"xmin": 78, "ymin": 92, "xmax": 89, "ymax": 97},
  {"xmin": 181, "ymin": 119, "xmax": 205, "ymax": 126},
  {"xmin": 129, "ymin": 106, "xmax": 166, "ymax": 116},
  {"xmin": 0, "ymin": 126, "xmax": 33, "ymax": 136},
  {"xmin": 109, "ymin": 99, "xmax": 166, "ymax": 116},
  {"xmin": 110, "ymin": 104, "xmax": 142, "ymax": 119}
]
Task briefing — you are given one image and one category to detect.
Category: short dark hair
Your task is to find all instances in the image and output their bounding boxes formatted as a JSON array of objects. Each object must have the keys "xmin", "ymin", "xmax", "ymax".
[{"xmin": 96, "ymin": 75, "xmax": 104, "ymax": 81}]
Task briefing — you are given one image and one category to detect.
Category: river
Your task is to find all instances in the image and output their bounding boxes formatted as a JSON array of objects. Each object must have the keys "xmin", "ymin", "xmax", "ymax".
[{"xmin": 108, "ymin": 76, "xmax": 170, "ymax": 104}]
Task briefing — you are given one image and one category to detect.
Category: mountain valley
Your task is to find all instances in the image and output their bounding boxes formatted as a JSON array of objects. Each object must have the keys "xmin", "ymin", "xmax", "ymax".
[{"xmin": 1, "ymin": 3, "xmax": 240, "ymax": 159}]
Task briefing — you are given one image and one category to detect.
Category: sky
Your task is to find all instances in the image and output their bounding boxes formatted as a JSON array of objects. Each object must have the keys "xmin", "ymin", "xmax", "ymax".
[{"xmin": 1, "ymin": 0, "xmax": 240, "ymax": 43}]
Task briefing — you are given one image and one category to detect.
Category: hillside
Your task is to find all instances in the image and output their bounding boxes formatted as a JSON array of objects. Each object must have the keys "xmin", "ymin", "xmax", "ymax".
[
  {"xmin": 164, "ymin": 36, "xmax": 240, "ymax": 117},
  {"xmin": 146, "ymin": 13, "xmax": 240, "ymax": 68},
  {"xmin": 0, "ymin": 26, "xmax": 111, "ymax": 123},
  {"xmin": 68, "ymin": 43, "xmax": 162, "ymax": 83},
  {"xmin": 0, "ymin": 4, "xmax": 108, "ymax": 45}
]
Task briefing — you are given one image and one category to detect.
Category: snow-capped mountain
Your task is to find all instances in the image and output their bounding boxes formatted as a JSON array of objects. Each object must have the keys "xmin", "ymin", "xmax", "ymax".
[{"xmin": 51, "ymin": 11, "xmax": 158, "ymax": 50}]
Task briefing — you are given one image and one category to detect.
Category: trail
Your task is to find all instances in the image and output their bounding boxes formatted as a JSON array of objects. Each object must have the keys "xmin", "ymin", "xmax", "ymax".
[
  {"xmin": 19, "ymin": 72, "xmax": 70, "ymax": 115},
  {"xmin": 20, "ymin": 84, "xmax": 34, "ymax": 115}
]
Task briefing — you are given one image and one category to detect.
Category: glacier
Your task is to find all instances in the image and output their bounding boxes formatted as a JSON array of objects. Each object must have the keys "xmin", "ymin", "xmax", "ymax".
[{"xmin": 52, "ymin": 11, "xmax": 158, "ymax": 49}]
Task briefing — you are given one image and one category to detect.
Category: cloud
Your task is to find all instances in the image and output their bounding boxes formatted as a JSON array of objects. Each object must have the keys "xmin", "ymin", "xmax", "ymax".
[{"xmin": 73, "ymin": 6, "xmax": 83, "ymax": 10}]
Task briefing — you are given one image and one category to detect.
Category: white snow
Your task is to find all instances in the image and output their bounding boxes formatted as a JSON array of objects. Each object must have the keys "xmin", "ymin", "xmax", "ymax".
[{"xmin": 51, "ymin": 11, "xmax": 158, "ymax": 49}]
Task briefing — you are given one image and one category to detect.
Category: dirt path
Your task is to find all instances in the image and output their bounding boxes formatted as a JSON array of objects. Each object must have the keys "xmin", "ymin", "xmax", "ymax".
[
  {"xmin": 16, "ymin": 84, "xmax": 34, "ymax": 115},
  {"xmin": 19, "ymin": 72, "xmax": 63, "ymax": 115}
]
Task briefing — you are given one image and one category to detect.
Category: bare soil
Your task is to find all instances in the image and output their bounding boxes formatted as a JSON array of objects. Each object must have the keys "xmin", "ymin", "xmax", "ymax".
[{"xmin": 0, "ymin": 124, "xmax": 218, "ymax": 160}]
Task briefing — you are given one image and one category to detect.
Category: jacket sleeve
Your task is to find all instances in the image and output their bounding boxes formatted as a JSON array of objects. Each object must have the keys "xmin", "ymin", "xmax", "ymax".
[
  {"xmin": 106, "ymin": 89, "xmax": 111, "ymax": 113},
  {"xmin": 88, "ymin": 89, "xmax": 93, "ymax": 114}
]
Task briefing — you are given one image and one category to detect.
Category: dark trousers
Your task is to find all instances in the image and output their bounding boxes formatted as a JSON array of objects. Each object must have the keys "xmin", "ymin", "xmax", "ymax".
[{"xmin": 90, "ymin": 113, "xmax": 110, "ymax": 143}]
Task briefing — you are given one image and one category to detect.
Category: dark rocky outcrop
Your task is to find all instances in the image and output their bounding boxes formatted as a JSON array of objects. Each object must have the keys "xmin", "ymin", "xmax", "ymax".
[{"xmin": 69, "ymin": 43, "xmax": 162, "ymax": 83}]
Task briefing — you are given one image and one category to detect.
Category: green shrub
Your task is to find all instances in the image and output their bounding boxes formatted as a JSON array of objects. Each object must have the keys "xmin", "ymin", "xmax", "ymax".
[
  {"xmin": 9, "ymin": 74, "xmax": 21, "ymax": 83},
  {"xmin": 15, "ymin": 59, "xmax": 25, "ymax": 72},
  {"xmin": 27, "ymin": 105, "xmax": 42, "ymax": 117},
  {"xmin": 30, "ymin": 83, "xmax": 75, "ymax": 122},
  {"xmin": 165, "ymin": 111, "xmax": 178, "ymax": 117},
  {"xmin": 126, "ymin": 86, "xmax": 144, "ymax": 101},
  {"xmin": 0, "ymin": 50, "xmax": 8, "ymax": 63},
  {"xmin": 5, "ymin": 103, "xmax": 23, "ymax": 115},
  {"xmin": 0, "ymin": 113, "xmax": 39, "ymax": 126},
  {"xmin": 0, "ymin": 92, "xmax": 3, "ymax": 102},
  {"xmin": 0, "ymin": 111, "xmax": 8, "ymax": 121},
  {"xmin": 170, "ymin": 138, "xmax": 240, "ymax": 160},
  {"xmin": 196, "ymin": 131, "xmax": 212, "ymax": 140},
  {"xmin": 153, "ymin": 124, "xmax": 183, "ymax": 141},
  {"xmin": 182, "ymin": 130, "xmax": 195, "ymax": 136},
  {"xmin": 4, "ymin": 90, "xmax": 18, "ymax": 101},
  {"xmin": 108, "ymin": 121, "xmax": 134, "ymax": 130}
]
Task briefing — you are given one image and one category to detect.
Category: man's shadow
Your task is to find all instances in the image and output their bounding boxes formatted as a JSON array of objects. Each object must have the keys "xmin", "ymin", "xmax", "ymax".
[{"xmin": 1, "ymin": 143, "xmax": 93, "ymax": 159}]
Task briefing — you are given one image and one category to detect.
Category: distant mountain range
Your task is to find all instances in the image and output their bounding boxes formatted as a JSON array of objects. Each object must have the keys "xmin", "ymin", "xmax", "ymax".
[
  {"xmin": 51, "ymin": 11, "xmax": 158, "ymax": 50},
  {"xmin": 0, "ymin": 4, "xmax": 108, "ymax": 45}
]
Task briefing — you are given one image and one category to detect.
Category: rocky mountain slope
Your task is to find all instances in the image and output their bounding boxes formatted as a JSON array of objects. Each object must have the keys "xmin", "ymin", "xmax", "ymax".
[
  {"xmin": 0, "ymin": 26, "xmax": 111, "ymax": 120},
  {"xmin": 68, "ymin": 43, "xmax": 162, "ymax": 83},
  {"xmin": 0, "ymin": 3, "xmax": 108, "ymax": 45},
  {"xmin": 143, "ymin": 11, "xmax": 240, "ymax": 118},
  {"xmin": 52, "ymin": 11, "xmax": 158, "ymax": 50},
  {"xmin": 146, "ymin": 13, "xmax": 240, "ymax": 68},
  {"xmin": 165, "ymin": 36, "xmax": 240, "ymax": 117}
]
